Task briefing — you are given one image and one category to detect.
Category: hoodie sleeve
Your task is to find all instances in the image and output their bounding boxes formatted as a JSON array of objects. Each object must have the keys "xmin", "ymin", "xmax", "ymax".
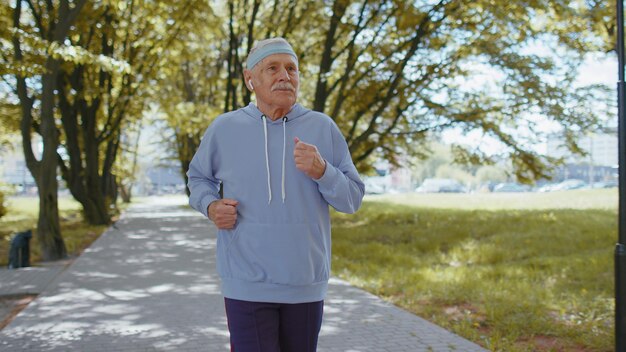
[
  {"xmin": 187, "ymin": 126, "xmax": 221, "ymax": 218},
  {"xmin": 313, "ymin": 122, "xmax": 365, "ymax": 214}
]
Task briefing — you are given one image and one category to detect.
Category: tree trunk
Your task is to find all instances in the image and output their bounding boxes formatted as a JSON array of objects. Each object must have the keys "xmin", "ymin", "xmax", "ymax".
[
  {"xmin": 313, "ymin": 0, "xmax": 347, "ymax": 113},
  {"xmin": 82, "ymin": 106, "xmax": 110, "ymax": 225},
  {"xmin": 182, "ymin": 159, "xmax": 191, "ymax": 197},
  {"xmin": 36, "ymin": 69, "xmax": 67, "ymax": 261},
  {"xmin": 82, "ymin": 182, "xmax": 110, "ymax": 225},
  {"xmin": 176, "ymin": 132, "xmax": 197, "ymax": 197},
  {"xmin": 36, "ymin": 156, "xmax": 66, "ymax": 260},
  {"xmin": 13, "ymin": 0, "xmax": 72, "ymax": 261},
  {"xmin": 119, "ymin": 183, "xmax": 132, "ymax": 203},
  {"xmin": 102, "ymin": 131, "xmax": 121, "ymax": 207},
  {"xmin": 225, "ymin": 1, "xmax": 238, "ymax": 112}
]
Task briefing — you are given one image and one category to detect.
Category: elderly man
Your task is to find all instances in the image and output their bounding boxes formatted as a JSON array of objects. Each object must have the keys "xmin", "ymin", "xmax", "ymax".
[{"xmin": 187, "ymin": 37, "xmax": 364, "ymax": 352}]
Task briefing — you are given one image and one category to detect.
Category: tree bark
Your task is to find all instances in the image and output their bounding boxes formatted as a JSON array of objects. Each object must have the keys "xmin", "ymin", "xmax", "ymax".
[
  {"xmin": 30, "ymin": 65, "xmax": 67, "ymax": 261},
  {"xmin": 12, "ymin": 0, "xmax": 90, "ymax": 261},
  {"xmin": 119, "ymin": 184, "xmax": 132, "ymax": 203},
  {"xmin": 175, "ymin": 129, "xmax": 197, "ymax": 197},
  {"xmin": 82, "ymin": 102, "xmax": 110, "ymax": 225},
  {"xmin": 313, "ymin": 0, "xmax": 348, "ymax": 113},
  {"xmin": 225, "ymin": 1, "xmax": 237, "ymax": 112},
  {"xmin": 102, "ymin": 131, "xmax": 121, "ymax": 207}
]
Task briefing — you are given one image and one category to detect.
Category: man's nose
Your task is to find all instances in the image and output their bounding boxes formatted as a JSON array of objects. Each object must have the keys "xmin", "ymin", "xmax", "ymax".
[{"xmin": 278, "ymin": 67, "xmax": 290, "ymax": 81}]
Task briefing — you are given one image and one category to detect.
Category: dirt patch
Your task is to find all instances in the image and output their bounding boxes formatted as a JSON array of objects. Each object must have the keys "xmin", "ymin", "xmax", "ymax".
[
  {"xmin": 515, "ymin": 334, "xmax": 591, "ymax": 352},
  {"xmin": 443, "ymin": 303, "xmax": 486, "ymax": 324},
  {"xmin": 0, "ymin": 294, "xmax": 37, "ymax": 331}
]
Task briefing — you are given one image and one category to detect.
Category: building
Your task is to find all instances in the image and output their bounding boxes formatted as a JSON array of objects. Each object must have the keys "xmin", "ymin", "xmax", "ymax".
[
  {"xmin": 0, "ymin": 146, "xmax": 37, "ymax": 195},
  {"xmin": 545, "ymin": 129, "xmax": 618, "ymax": 183},
  {"xmin": 361, "ymin": 159, "xmax": 413, "ymax": 194}
]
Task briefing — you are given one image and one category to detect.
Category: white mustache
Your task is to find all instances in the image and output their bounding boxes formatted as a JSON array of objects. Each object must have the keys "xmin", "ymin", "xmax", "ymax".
[{"xmin": 271, "ymin": 83, "xmax": 295, "ymax": 92}]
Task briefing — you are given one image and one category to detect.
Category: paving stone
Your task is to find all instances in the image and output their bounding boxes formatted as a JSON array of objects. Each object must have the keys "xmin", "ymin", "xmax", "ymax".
[{"xmin": 0, "ymin": 196, "xmax": 487, "ymax": 352}]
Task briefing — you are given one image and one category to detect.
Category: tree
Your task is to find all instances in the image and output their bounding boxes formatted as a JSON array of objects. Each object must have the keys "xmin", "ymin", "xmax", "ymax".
[
  {"xmin": 2, "ymin": 1, "xmax": 215, "ymax": 226},
  {"xmin": 158, "ymin": 0, "xmax": 613, "ymax": 186},
  {"xmin": 475, "ymin": 165, "xmax": 508, "ymax": 184},
  {"xmin": 5, "ymin": 0, "xmax": 88, "ymax": 260},
  {"xmin": 115, "ymin": 118, "xmax": 143, "ymax": 203},
  {"xmin": 153, "ymin": 12, "xmax": 225, "ymax": 195},
  {"xmin": 52, "ymin": 1, "xmax": 207, "ymax": 224},
  {"xmin": 156, "ymin": 0, "xmax": 324, "ymax": 185},
  {"xmin": 137, "ymin": 0, "xmax": 224, "ymax": 196},
  {"xmin": 303, "ymin": 0, "xmax": 613, "ymax": 182}
]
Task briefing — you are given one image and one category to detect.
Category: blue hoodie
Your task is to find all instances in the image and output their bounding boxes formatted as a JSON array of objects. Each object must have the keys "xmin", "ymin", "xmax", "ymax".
[{"xmin": 187, "ymin": 103, "xmax": 365, "ymax": 304}]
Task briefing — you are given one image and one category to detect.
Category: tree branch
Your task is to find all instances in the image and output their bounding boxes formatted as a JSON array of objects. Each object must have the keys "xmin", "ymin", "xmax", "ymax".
[
  {"xmin": 55, "ymin": 0, "xmax": 88, "ymax": 42},
  {"xmin": 25, "ymin": 0, "xmax": 45, "ymax": 35},
  {"xmin": 13, "ymin": 0, "xmax": 39, "ymax": 174}
]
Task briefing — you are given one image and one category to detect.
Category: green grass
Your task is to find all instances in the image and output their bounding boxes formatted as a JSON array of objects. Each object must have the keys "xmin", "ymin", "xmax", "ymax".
[
  {"xmin": 369, "ymin": 188, "xmax": 618, "ymax": 210},
  {"xmin": 0, "ymin": 196, "xmax": 111, "ymax": 267},
  {"xmin": 331, "ymin": 189, "xmax": 616, "ymax": 351}
]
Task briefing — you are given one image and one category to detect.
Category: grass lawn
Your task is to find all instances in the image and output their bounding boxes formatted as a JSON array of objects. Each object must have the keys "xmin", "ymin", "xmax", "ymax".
[
  {"xmin": 331, "ymin": 189, "xmax": 616, "ymax": 351},
  {"xmin": 0, "ymin": 196, "xmax": 111, "ymax": 267}
]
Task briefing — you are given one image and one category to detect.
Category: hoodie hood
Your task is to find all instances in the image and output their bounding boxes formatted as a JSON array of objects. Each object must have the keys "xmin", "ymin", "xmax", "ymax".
[{"xmin": 242, "ymin": 103, "xmax": 309, "ymax": 124}]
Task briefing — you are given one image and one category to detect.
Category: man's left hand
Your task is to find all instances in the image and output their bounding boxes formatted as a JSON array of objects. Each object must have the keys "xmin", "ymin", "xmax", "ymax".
[{"xmin": 294, "ymin": 137, "xmax": 326, "ymax": 180}]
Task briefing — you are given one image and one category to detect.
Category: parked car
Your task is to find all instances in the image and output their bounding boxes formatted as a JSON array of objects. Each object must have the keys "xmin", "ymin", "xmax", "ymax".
[
  {"xmin": 363, "ymin": 179, "xmax": 386, "ymax": 194},
  {"xmin": 538, "ymin": 179, "xmax": 588, "ymax": 192},
  {"xmin": 537, "ymin": 183, "xmax": 559, "ymax": 192},
  {"xmin": 492, "ymin": 183, "xmax": 529, "ymax": 193},
  {"xmin": 553, "ymin": 179, "xmax": 588, "ymax": 191},
  {"xmin": 592, "ymin": 180, "xmax": 618, "ymax": 189},
  {"xmin": 415, "ymin": 178, "xmax": 466, "ymax": 193}
]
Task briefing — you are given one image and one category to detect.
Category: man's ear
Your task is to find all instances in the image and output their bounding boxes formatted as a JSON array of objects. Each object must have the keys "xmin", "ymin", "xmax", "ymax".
[{"xmin": 243, "ymin": 69, "xmax": 253, "ymax": 91}]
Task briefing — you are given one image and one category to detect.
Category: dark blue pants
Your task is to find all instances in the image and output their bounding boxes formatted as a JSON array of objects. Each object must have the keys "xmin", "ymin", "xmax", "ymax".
[{"xmin": 224, "ymin": 298, "xmax": 324, "ymax": 352}]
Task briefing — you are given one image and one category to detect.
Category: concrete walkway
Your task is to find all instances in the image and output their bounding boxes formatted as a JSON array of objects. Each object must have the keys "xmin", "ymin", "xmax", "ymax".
[{"xmin": 0, "ymin": 196, "xmax": 487, "ymax": 352}]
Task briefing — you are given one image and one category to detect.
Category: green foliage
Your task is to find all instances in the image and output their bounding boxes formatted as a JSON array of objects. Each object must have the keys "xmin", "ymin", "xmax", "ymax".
[
  {"xmin": 0, "ymin": 97, "xmax": 20, "ymax": 153},
  {"xmin": 0, "ymin": 1, "xmax": 617, "ymax": 200},
  {"xmin": 475, "ymin": 165, "xmax": 508, "ymax": 184},
  {"xmin": 1, "ymin": 0, "xmax": 214, "ymax": 221},
  {"xmin": 0, "ymin": 197, "xmax": 107, "ymax": 267},
  {"xmin": 410, "ymin": 142, "xmax": 511, "ymax": 188},
  {"xmin": 411, "ymin": 143, "xmax": 454, "ymax": 184},
  {"xmin": 149, "ymin": 0, "xmax": 614, "ymax": 182},
  {"xmin": 151, "ymin": 10, "xmax": 225, "ymax": 180},
  {"xmin": 434, "ymin": 164, "xmax": 474, "ymax": 185},
  {"xmin": 332, "ymin": 190, "xmax": 615, "ymax": 351}
]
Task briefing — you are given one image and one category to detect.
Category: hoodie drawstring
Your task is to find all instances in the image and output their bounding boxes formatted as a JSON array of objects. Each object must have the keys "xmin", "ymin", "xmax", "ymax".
[
  {"xmin": 262, "ymin": 115, "xmax": 272, "ymax": 204},
  {"xmin": 261, "ymin": 115, "xmax": 287, "ymax": 204},
  {"xmin": 281, "ymin": 117, "xmax": 287, "ymax": 203}
]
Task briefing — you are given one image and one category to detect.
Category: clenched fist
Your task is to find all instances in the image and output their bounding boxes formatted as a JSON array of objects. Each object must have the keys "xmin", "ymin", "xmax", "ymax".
[
  {"xmin": 208, "ymin": 199, "xmax": 238, "ymax": 229},
  {"xmin": 294, "ymin": 137, "xmax": 326, "ymax": 180}
]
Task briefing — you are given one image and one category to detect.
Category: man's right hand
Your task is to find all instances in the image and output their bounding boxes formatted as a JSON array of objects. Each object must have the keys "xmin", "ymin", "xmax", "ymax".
[{"xmin": 208, "ymin": 199, "xmax": 239, "ymax": 229}]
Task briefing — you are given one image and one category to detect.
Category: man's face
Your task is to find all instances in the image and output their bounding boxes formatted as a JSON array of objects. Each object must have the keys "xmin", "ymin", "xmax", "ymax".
[{"xmin": 249, "ymin": 54, "xmax": 299, "ymax": 110}]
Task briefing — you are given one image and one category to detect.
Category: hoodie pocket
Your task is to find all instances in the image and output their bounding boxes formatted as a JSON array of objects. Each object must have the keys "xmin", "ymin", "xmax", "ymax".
[{"xmin": 222, "ymin": 222, "xmax": 329, "ymax": 286}]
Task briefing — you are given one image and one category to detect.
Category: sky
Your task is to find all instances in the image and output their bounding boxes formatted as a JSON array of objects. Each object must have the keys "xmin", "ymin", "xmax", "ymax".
[{"xmin": 441, "ymin": 52, "xmax": 618, "ymax": 156}]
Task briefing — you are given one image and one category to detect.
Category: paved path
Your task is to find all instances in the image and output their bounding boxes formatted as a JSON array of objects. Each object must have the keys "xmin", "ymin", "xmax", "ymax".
[
  {"xmin": 0, "ymin": 196, "xmax": 487, "ymax": 352},
  {"xmin": 0, "ymin": 265, "xmax": 67, "ymax": 296}
]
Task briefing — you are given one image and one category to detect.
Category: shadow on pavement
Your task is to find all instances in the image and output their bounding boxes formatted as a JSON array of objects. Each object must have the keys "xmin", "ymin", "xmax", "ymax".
[
  {"xmin": 0, "ymin": 198, "xmax": 230, "ymax": 351},
  {"xmin": 0, "ymin": 196, "xmax": 486, "ymax": 352}
]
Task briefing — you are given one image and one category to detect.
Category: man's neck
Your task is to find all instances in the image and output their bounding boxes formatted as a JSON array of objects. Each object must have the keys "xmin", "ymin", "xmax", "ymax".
[{"xmin": 257, "ymin": 103, "xmax": 294, "ymax": 121}]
